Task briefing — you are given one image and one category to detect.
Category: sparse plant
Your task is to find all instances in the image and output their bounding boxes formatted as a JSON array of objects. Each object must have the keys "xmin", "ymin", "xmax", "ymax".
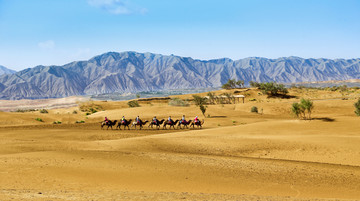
[
  {"xmin": 128, "ymin": 100, "xmax": 140, "ymax": 107},
  {"xmin": 354, "ymin": 99, "xmax": 360, "ymax": 116},
  {"xmin": 291, "ymin": 102, "xmax": 304, "ymax": 118},
  {"xmin": 35, "ymin": 118, "xmax": 43, "ymax": 122},
  {"xmin": 76, "ymin": 120, "xmax": 85, "ymax": 123},
  {"xmin": 136, "ymin": 93, "xmax": 140, "ymax": 99},
  {"xmin": 251, "ymin": 106, "xmax": 258, "ymax": 113},
  {"xmin": 53, "ymin": 121, "xmax": 62, "ymax": 124},
  {"xmin": 72, "ymin": 110, "xmax": 78, "ymax": 114}
]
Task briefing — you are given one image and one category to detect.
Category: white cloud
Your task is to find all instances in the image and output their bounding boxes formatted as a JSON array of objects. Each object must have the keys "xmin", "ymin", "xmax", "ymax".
[
  {"xmin": 87, "ymin": 0, "xmax": 146, "ymax": 15},
  {"xmin": 38, "ymin": 40, "xmax": 55, "ymax": 50}
]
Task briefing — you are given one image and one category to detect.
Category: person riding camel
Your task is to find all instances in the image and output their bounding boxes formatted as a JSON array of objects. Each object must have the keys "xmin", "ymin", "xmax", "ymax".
[
  {"xmin": 194, "ymin": 116, "xmax": 199, "ymax": 123},
  {"xmin": 153, "ymin": 116, "xmax": 158, "ymax": 124},
  {"xmin": 136, "ymin": 116, "xmax": 141, "ymax": 124},
  {"xmin": 104, "ymin": 117, "xmax": 109, "ymax": 124},
  {"xmin": 181, "ymin": 115, "xmax": 187, "ymax": 124},
  {"xmin": 168, "ymin": 116, "xmax": 173, "ymax": 124},
  {"xmin": 121, "ymin": 116, "xmax": 126, "ymax": 124}
]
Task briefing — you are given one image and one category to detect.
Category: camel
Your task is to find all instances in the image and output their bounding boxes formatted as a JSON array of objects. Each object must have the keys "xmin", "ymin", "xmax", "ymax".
[
  {"xmin": 101, "ymin": 120, "xmax": 117, "ymax": 130},
  {"xmin": 163, "ymin": 119, "xmax": 179, "ymax": 130},
  {"xmin": 131, "ymin": 120, "xmax": 149, "ymax": 130},
  {"xmin": 190, "ymin": 119, "xmax": 204, "ymax": 129},
  {"xmin": 148, "ymin": 119, "xmax": 165, "ymax": 129},
  {"xmin": 177, "ymin": 120, "xmax": 192, "ymax": 129},
  {"xmin": 116, "ymin": 119, "xmax": 132, "ymax": 130}
]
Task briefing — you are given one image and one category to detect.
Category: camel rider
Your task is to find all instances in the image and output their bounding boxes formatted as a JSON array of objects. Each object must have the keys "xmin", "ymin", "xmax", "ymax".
[
  {"xmin": 194, "ymin": 116, "xmax": 199, "ymax": 123},
  {"xmin": 181, "ymin": 115, "xmax": 186, "ymax": 124},
  {"xmin": 105, "ymin": 117, "xmax": 108, "ymax": 124},
  {"xmin": 136, "ymin": 116, "xmax": 140, "ymax": 124},
  {"xmin": 168, "ymin": 116, "xmax": 173, "ymax": 124},
  {"xmin": 121, "ymin": 116, "xmax": 126, "ymax": 124},
  {"xmin": 153, "ymin": 116, "xmax": 158, "ymax": 124}
]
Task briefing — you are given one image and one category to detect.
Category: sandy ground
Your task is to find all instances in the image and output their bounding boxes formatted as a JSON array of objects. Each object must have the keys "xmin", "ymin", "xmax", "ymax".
[{"xmin": 0, "ymin": 88, "xmax": 360, "ymax": 200}]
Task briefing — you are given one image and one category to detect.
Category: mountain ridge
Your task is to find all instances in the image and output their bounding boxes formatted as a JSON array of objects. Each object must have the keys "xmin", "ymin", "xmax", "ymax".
[
  {"xmin": 1, "ymin": 51, "xmax": 360, "ymax": 100},
  {"xmin": 0, "ymin": 65, "xmax": 16, "ymax": 76}
]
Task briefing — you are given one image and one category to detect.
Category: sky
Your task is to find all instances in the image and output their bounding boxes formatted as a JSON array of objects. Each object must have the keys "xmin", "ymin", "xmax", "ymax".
[{"xmin": 0, "ymin": 0, "xmax": 360, "ymax": 71}]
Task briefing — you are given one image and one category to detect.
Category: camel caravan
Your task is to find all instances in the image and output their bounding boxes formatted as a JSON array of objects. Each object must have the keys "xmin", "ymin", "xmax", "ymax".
[{"xmin": 101, "ymin": 115, "xmax": 204, "ymax": 130}]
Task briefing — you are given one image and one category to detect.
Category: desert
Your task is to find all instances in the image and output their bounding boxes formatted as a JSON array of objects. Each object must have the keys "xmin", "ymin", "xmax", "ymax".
[{"xmin": 0, "ymin": 87, "xmax": 359, "ymax": 200}]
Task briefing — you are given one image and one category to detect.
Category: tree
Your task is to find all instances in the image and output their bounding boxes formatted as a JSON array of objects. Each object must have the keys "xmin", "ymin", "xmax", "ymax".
[
  {"xmin": 199, "ymin": 105, "xmax": 207, "ymax": 117},
  {"xmin": 300, "ymin": 98, "xmax": 314, "ymax": 120},
  {"xmin": 221, "ymin": 79, "xmax": 245, "ymax": 89},
  {"xmin": 291, "ymin": 99, "xmax": 314, "ymax": 120},
  {"xmin": 291, "ymin": 102, "xmax": 304, "ymax": 118},
  {"xmin": 207, "ymin": 92, "xmax": 216, "ymax": 104},
  {"xmin": 222, "ymin": 92, "xmax": 234, "ymax": 104},
  {"xmin": 355, "ymin": 99, "xmax": 360, "ymax": 116},
  {"xmin": 192, "ymin": 95, "xmax": 207, "ymax": 106}
]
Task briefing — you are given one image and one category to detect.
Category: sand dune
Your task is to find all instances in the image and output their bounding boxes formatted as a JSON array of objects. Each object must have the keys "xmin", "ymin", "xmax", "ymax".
[{"xmin": 0, "ymin": 88, "xmax": 360, "ymax": 200}]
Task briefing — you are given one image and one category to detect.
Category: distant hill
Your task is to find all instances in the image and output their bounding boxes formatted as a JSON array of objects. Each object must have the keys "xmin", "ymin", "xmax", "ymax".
[
  {"xmin": 0, "ymin": 51, "xmax": 360, "ymax": 99},
  {"xmin": 0, "ymin": 65, "xmax": 16, "ymax": 76}
]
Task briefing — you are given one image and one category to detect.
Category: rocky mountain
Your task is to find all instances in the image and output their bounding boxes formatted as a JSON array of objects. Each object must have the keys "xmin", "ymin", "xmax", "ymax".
[
  {"xmin": 0, "ymin": 51, "xmax": 360, "ymax": 99},
  {"xmin": 0, "ymin": 65, "xmax": 16, "ymax": 76}
]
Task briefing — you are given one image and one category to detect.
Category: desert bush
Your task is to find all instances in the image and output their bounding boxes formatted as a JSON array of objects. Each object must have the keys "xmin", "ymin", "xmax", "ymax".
[
  {"xmin": 249, "ymin": 98, "xmax": 257, "ymax": 101},
  {"xmin": 168, "ymin": 98, "xmax": 189, "ymax": 107},
  {"xmin": 53, "ymin": 121, "xmax": 62, "ymax": 124},
  {"xmin": 72, "ymin": 110, "xmax": 78, "ymax": 114},
  {"xmin": 251, "ymin": 82, "xmax": 288, "ymax": 96},
  {"xmin": 79, "ymin": 102, "xmax": 103, "ymax": 114},
  {"xmin": 39, "ymin": 109, "xmax": 48, "ymax": 113},
  {"xmin": 75, "ymin": 120, "xmax": 85, "ymax": 123},
  {"xmin": 35, "ymin": 118, "xmax": 43, "ymax": 122},
  {"xmin": 354, "ymin": 99, "xmax": 360, "ymax": 116},
  {"xmin": 14, "ymin": 109, "xmax": 36, "ymax": 113},
  {"xmin": 128, "ymin": 100, "xmax": 140, "ymax": 107},
  {"xmin": 251, "ymin": 106, "xmax": 258, "ymax": 113}
]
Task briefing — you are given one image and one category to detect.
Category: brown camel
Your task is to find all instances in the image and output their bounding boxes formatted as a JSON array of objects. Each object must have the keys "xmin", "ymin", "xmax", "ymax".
[
  {"xmin": 116, "ymin": 119, "xmax": 132, "ymax": 130},
  {"xmin": 163, "ymin": 119, "xmax": 179, "ymax": 130},
  {"xmin": 148, "ymin": 119, "xmax": 165, "ymax": 129},
  {"xmin": 101, "ymin": 120, "xmax": 117, "ymax": 130},
  {"xmin": 131, "ymin": 120, "xmax": 149, "ymax": 130},
  {"xmin": 177, "ymin": 120, "xmax": 192, "ymax": 129},
  {"xmin": 190, "ymin": 119, "xmax": 204, "ymax": 129}
]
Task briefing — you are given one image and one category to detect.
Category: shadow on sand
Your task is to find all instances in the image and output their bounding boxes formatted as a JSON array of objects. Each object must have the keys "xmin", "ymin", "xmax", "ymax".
[{"xmin": 312, "ymin": 117, "xmax": 335, "ymax": 122}]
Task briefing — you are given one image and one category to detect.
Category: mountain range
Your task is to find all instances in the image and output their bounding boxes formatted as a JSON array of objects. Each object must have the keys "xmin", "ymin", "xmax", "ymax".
[
  {"xmin": 1, "ymin": 51, "xmax": 360, "ymax": 99},
  {"xmin": 0, "ymin": 65, "xmax": 16, "ymax": 76}
]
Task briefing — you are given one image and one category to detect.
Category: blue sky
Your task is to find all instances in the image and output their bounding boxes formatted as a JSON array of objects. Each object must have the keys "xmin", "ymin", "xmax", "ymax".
[{"xmin": 0, "ymin": 0, "xmax": 360, "ymax": 71}]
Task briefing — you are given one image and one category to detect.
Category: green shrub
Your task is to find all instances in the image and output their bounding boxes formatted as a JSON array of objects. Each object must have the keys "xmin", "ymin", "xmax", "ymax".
[
  {"xmin": 39, "ymin": 109, "xmax": 48, "ymax": 113},
  {"xmin": 53, "ymin": 121, "xmax": 62, "ymax": 124},
  {"xmin": 355, "ymin": 99, "xmax": 360, "ymax": 116},
  {"xmin": 72, "ymin": 110, "xmax": 78, "ymax": 114},
  {"xmin": 291, "ymin": 98, "xmax": 314, "ymax": 120},
  {"xmin": 168, "ymin": 98, "xmax": 190, "ymax": 107},
  {"xmin": 75, "ymin": 120, "xmax": 85, "ymax": 123},
  {"xmin": 249, "ymin": 98, "xmax": 257, "ymax": 101},
  {"xmin": 35, "ymin": 118, "xmax": 43, "ymax": 122},
  {"xmin": 128, "ymin": 100, "xmax": 140, "ymax": 107},
  {"xmin": 251, "ymin": 106, "xmax": 258, "ymax": 113}
]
